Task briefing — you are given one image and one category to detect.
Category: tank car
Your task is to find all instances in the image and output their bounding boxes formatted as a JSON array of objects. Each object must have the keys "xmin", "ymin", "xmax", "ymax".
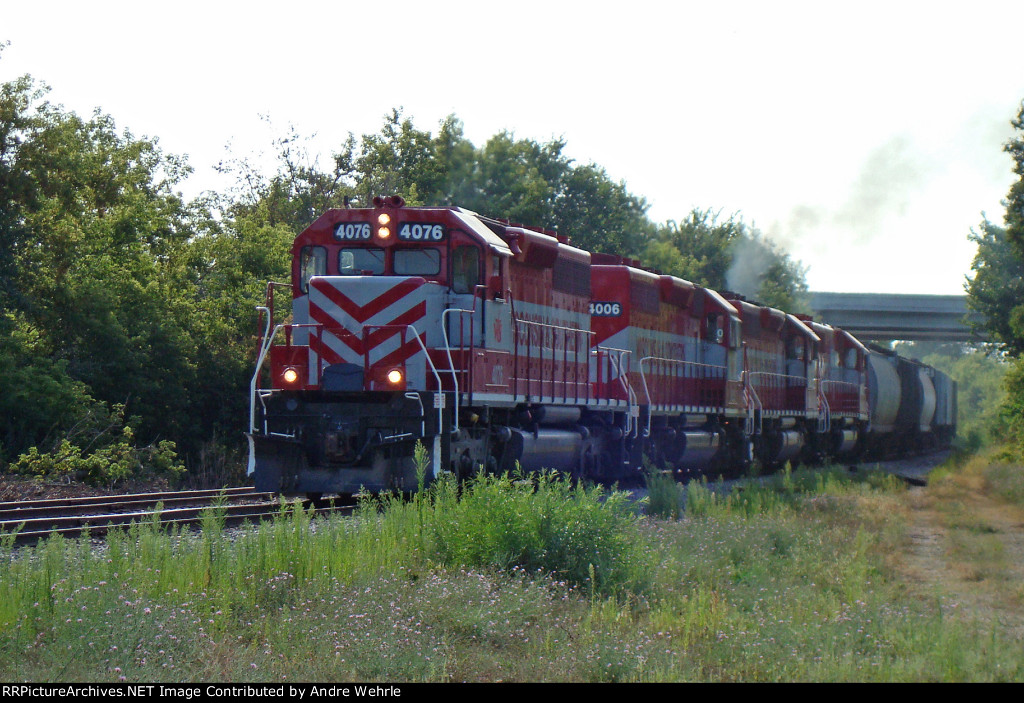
[{"xmin": 864, "ymin": 345, "xmax": 954, "ymax": 457}]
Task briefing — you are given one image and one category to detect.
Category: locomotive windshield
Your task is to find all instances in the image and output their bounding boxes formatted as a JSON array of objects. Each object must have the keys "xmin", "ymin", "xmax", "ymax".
[
  {"xmin": 339, "ymin": 247, "xmax": 385, "ymax": 275},
  {"xmin": 394, "ymin": 248, "xmax": 441, "ymax": 275}
]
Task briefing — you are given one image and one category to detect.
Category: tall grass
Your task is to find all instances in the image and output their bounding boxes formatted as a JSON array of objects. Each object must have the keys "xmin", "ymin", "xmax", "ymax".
[
  {"xmin": 358, "ymin": 445, "xmax": 648, "ymax": 596},
  {"xmin": 426, "ymin": 471, "xmax": 647, "ymax": 595},
  {"xmin": 644, "ymin": 467, "xmax": 682, "ymax": 520},
  {"xmin": 983, "ymin": 462, "xmax": 1024, "ymax": 507},
  {"xmin": 2, "ymin": 456, "xmax": 1022, "ymax": 681}
]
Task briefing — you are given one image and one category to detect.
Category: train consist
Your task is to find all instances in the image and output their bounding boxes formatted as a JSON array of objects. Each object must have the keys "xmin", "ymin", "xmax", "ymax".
[{"xmin": 248, "ymin": 197, "xmax": 956, "ymax": 495}]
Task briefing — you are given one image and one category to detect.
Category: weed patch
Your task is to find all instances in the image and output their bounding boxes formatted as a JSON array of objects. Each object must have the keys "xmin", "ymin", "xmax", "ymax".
[{"xmin": 2, "ymin": 454, "xmax": 1023, "ymax": 681}]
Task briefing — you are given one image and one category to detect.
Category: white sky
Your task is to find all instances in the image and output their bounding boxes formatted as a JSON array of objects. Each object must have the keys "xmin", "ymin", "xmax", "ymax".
[{"xmin": 4, "ymin": 0, "xmax": 1023, "ymax": 294}]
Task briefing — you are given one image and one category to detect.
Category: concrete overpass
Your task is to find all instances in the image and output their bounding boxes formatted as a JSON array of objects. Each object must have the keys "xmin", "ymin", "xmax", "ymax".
[{"xmin": 808, "ymin": 292, "xmax": 985, "ymax": 342}]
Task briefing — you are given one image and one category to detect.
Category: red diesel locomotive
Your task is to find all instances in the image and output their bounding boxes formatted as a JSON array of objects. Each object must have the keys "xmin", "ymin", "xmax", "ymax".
[{"xmin": 248, "ymin": 198, "xmax": 954, "ymax": 495}]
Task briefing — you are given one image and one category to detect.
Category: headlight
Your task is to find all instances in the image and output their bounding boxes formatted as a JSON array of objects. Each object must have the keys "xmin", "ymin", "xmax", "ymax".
[
  {"xmin": 282, "ymin": 367, "xmax": 300, "ymax": 385},
  {"xmin": 386, "ymin": 368, "xmax": 403, "ymax": 385},
  {"xmin": 377, "ymin": 213, "xmax": 391, "ymax": 225},
  {"xmin": 377, "ymin": 226, "xmax": 392, "ymax": 239}
]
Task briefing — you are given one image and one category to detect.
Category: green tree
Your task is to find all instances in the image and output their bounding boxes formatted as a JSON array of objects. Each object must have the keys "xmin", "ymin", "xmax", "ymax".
[
  {"xmin": 963, "ymin": 99, "xmax": 1024, "ymax": 458},
  {"xmin": 549, "ymin": 163, "xmax": 653, "ymax": 256},
  {"xmin": 1005, "ymin": 101, "xmax": 1024, "ymax": 254},
  {"xmin": 341, "ymin": 108, "xmax": 447, "ymax": 208},
  {"xmin": 736, "ymin": 232, "xmax": 810, "ymax": 313},
  {"xmin": 644, "ymin": 209, "xmax": 742, "ymax": 288},
  {"xmin": 216, "ymin": 118, "xmax": 353, "ymax": 232},
  {"xmin": 971, "ymin": 99, "xmax": 1024, "ymax": 354},
  {"xmin": 0, "ymin": 67, "xmax": 211, "ymax": 475},
  {"xmin": 168, "ymin": 213, "xmax": 294, "ymax": 440},
  {"xmin": 461, "ymin": 130, "xmax": 569, "ymax": 227},
  {"xmin": 430, "ymin": 115, "xmax": 479, "ymax": 206},
  {"xmin": 644, "ymin": 209, "xmax": 808, "ymax": 311},
  {"xmin": 965, "ymin": 219, "xmax": 1024, "ymax": 356},
  {"xmin": 224, "ymin": 111, "xmax": 657, "ymax": 259}
]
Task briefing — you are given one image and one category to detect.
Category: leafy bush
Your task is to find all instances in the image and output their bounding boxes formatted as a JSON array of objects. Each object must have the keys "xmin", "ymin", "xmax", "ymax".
[
  {"xmin": 355, "ymin": 447, "xmax": 650, "ymax": 596},
  {"xmin": 424, "ymin": 471, "xmax": 648, "ymax": 596},
  {"xmin": 10, "ymin": 404, "xmax": 184, "ymax": 488}
]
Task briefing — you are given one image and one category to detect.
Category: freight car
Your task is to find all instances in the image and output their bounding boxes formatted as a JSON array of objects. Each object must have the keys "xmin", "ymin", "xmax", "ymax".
[
  {"xmin": 247, "ymin": 198, "xmax": 955, "ymax": 495},
  {"xmin": 864, "ymin": 344, "xmax": 957, "ymax": 457}
]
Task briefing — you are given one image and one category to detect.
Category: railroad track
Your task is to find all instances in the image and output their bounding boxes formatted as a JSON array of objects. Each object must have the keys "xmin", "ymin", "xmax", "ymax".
[{"xmin": 0, "ymin": 487, "xmax": 356, "ymax": 546}]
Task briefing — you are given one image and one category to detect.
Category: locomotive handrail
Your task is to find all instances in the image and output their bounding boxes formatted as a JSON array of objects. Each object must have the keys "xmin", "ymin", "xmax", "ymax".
[
  {"xmin": 625, "ymin": 353, "xmax": 639, "ymax": 439},
  {"xmin": 745, "ymin": 370, "xmax": 809, "ymax": 415},
  {"xmin": 820, "ymin": 379, "xmax": 862, "ymax": 391},
  {"xmin": 507, "ymin": 290, "xmax": 592, "ymax": 404},
  {"xmin": 263, "ymin": 281, "xmax": 292, "ymax": 328},
  {"xmin": 405, "ymin": 392, "xmax": 426, "ymax": 438},
  {"xmin": 248, "ymin": 308, "xmax": 286, "ymax": 476},
  {"xmin": 637, "ymin": 356, "xmax": 663, "ymax": 438},
  {"xmin": 606, "ymin": 349, "xmax": 637, "ymax": 438},
  {"xmin": 637, "ymin": 356, "xmax": 728, "ymax": 437},
  {"xmin": 250, "ymin": 308, "xmax": 278, "ymax": 434},
  {"xmin": 511, "ymin": 314, "xmax": 594, "ymax": 404},
  {"xmin": 441, "ymin": 307, "xmax": 476, "ymax": 430},
  {"xmin": 817, "ymin": 385, "xmax": 831, "ymax": 434},
  {"xmin": 745, "ymin": 370, "xmax": 809, "ymax": 385},
  {"xmin": 820, "ymin": 379, "xmax": 863, "ymax": 415},
  {"xmin": 590, "ymin": 346, "xmax": 632, "ymax": 408},
  {"xmin": 637, "ymin": 357, "xmax": 730, "ymax": 399},
  {"xmin": 741, "ymin": 370, "xmax": 763, "ymax": 436}
]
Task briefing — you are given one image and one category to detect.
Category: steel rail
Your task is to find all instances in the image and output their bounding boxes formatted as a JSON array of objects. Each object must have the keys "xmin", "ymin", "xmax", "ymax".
[
  {"xmin": 0, "ymin": 490, "xmax": 273, "ymax": 522},
  {"xmin": 2, "ymin": 498, "xmax": 356, "ymax": 547},
  {"xmin": 0, "ymin": 486, "xmax": 259, "ymax": 512}
]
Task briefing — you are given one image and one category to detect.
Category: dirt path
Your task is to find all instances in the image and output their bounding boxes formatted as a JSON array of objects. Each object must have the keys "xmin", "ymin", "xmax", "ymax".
[{"xmin": 901, "ymin": 480, "xmax": 1024, "ymax": 639}]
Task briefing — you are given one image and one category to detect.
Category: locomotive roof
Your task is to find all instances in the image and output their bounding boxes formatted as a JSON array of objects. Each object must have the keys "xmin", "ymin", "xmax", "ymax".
[
  {"xmin": 450, "ymin": 208, "xmax": 513, "ymax": 256},
  {"xmin": 837, "ymin": 327, "xmax": 869, "ymax": 354},
  {"xmin": 700, "ymin": 287, "xmax": 739, "ymax": 319},
  {"xmin": 805, "ymin": 318, "xmax": 867, "ymax": 353},
  {"xmin": 786, "ymin": 313, "xmax": 821, "ymax": 343}
]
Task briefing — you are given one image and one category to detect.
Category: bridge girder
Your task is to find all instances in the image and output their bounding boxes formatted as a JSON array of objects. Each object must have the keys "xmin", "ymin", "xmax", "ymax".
[{"xmin": 808, "ymin": 292, "xmax": 985, "ymax": 342}]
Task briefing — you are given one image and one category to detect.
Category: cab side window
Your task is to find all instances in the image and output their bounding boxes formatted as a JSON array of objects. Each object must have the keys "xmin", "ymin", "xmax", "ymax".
[
  {"xmin": 705, "ymin": 313, "xmax": 724, "ymax": 344},
  {"xmin": 452, "ymin": 246, "xmax": 480, "ymax": 294},
  {"xmin": 299, "ymin": 246, "xmax": 327, "ymax": 293}
]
